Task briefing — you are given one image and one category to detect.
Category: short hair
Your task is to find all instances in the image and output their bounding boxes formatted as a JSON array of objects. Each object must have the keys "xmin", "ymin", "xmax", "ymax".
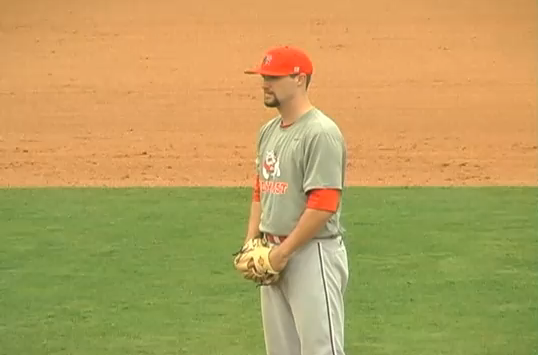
[{"xmin": 305, "ymin": 74, "xmax": 312, "ymax": 90}]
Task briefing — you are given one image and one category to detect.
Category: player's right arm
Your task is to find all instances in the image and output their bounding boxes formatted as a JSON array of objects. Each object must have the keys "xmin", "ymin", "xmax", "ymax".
[
  {"xmin": 244, "ymin": 124, "xmax": 265, "ymax": 243},
  {"xmin": 244, "ymin": 175, "xmax": 262, "ymax": 243}
]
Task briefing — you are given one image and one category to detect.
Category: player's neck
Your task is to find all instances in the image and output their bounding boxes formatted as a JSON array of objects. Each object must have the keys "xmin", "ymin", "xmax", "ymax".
[{"xmin": 278, "ymin": 97, "xmax": 313, "ymax": 127}]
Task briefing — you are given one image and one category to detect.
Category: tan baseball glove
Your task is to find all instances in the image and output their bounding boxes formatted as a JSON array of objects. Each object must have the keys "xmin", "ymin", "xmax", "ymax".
[{"xmin": 233, "ymin": 234, "xmax": 281, "ymax": 286}]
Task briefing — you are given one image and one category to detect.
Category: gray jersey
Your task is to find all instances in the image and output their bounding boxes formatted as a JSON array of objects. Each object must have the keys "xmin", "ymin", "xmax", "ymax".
[{"xmin": 255, "ymin": 107, "xmax": 346, "ymax": 238}]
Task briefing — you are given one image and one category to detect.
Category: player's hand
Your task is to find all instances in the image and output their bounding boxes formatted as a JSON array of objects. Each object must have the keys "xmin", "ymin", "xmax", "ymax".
[
  {"xmin": 268, "ymin": 246, "xmax": 290, "ymax": 272},
  {"xmin": 243, "ymin": 234, "xmax": 255, "ymax": 244}
]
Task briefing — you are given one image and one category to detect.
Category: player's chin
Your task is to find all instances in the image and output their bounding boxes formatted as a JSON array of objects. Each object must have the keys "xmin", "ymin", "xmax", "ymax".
[{"xmin": 264, "ymin": 98, "xmax": 280, "ymax": 108}]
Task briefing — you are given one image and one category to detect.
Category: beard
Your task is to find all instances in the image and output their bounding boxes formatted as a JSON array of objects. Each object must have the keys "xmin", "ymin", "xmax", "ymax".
[
  {"xmin": 264, "ymin": 91, "xmax": 286, "ymax": 108},
  {"xmin": 263, "ymin": 92, "xmax": 280, "ymax": 108},
  {"xmin": 264, "ymin": 97, "xmax": 280, "ymax": 107}
]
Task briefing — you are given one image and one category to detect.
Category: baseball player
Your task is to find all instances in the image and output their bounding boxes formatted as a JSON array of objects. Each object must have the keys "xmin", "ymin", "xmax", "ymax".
[{"xmin": 241, "ymin": 46, "xmax": 349, "ymax": 355}]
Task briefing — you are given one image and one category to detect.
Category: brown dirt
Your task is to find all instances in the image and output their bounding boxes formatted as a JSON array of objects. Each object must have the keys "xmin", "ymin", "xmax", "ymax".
[{"xmin": 0, "ymin": 0, "xmax": 536, "ymax": 187}]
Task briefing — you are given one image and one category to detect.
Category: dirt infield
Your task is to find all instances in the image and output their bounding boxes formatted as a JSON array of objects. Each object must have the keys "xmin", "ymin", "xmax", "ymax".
[{"xmin": 0, "ymin": 0, "xmax": 536, "ymax": 187}]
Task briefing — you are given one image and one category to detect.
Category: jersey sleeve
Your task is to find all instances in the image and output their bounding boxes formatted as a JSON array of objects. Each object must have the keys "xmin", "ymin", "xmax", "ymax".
[
  {"xmin": 306, "ymin": 188, "xmax": 340, "ymax": 212},
  {"xmin": 302, "ymin": 130, "xmax": 345, "ymax": 193},
  {"xmin": 252, "ymin": 174, "xmax": 261, "ymax": 202},
  {"xmin": 252, "ymin": 124, "xmax": 265, "ymax": 202}
]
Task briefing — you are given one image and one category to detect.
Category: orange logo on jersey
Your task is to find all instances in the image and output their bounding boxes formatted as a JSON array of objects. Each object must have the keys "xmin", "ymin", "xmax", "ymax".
[
  {"xmin": 259, "ymin": 150, "xmax": 288, "ymax": 195},
  {"xmin": 262, "ymin": 150, "xmax": 281, "ymax": 180},
  {"xmin": 260, "ymin": 181, "xmax": 288, "ymax": 195}
]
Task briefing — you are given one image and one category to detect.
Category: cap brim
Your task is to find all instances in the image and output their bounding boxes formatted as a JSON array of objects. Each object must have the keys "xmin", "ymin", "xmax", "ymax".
[
  {"xmin": 243, "ymin": 68, "xmax": 261, "ymax": 75},
  {"xmin": 243, "ymin": 67, "xmax": 290, "ymax": 76}
]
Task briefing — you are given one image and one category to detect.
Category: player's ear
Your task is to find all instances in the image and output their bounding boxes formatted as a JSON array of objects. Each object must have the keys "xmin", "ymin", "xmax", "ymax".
[{"xmin": 294, "ymin": 73, "xmax": 308, "ymax": 89}]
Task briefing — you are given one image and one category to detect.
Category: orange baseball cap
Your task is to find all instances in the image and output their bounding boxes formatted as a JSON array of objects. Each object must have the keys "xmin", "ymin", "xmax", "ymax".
[{"xmin": 244, "ymin": 46, "xmax": 314, "ymax": 76}]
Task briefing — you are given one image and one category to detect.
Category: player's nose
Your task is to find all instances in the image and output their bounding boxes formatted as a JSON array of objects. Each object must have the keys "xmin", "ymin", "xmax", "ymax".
[{"xmin": 261, "ymin": 78, "xmax": 272, "ymax": 89}]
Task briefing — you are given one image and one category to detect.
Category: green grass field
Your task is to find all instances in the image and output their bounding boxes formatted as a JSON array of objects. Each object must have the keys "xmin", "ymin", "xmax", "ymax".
[{"xmin": 0, "ymin": 187, "xmax": 537, "ymax": 355}]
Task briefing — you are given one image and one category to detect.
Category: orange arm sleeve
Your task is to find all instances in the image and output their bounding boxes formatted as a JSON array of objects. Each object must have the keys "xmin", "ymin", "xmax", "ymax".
[
  {"xmin": 252, "ymin": 174, "xmax": 261, "ymax": 202},
  {"xmin": 306, "ymin": 189, "xmax": 340, "ymax": 212}
]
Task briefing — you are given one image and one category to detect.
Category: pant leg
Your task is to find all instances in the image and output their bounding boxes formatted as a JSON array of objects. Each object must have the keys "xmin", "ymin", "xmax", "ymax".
[
  {"xmin": 261, "ymin": 282, "xmax": 301, "ymax": 355},
  {"xmin": 283, "ymin": 237, "xmax": 349, "ymax": 355}
]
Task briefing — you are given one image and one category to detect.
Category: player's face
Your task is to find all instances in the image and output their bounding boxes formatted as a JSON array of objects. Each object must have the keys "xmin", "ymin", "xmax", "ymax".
[{"xmin": 261, "ymin": 75, "xmax": 299, "ymax": 108}]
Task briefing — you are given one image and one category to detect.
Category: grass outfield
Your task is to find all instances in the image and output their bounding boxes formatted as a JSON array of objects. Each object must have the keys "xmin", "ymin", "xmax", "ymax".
[{"xmin": 0, "ymin": 187, "xmax": 536, "ymax": 355}]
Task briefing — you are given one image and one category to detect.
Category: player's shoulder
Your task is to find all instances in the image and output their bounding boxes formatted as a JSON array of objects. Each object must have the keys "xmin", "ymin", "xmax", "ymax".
[
  {"xmin": 256, "ymin": 115, "xmax": 281, "ymax": 145},
  {"xmin": 303, "ymin": 108, "xmax": 344, "ymax": 140},
  {"xmin": 260, "ymin": 115, "xmax": 281, "ymax": 133}
]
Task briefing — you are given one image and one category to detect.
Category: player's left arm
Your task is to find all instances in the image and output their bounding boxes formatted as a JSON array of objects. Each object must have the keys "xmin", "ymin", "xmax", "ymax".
[
  {"xmin": 276, "ymin": 193, "xmax": 342, "ymax": 265},
  {"xmin": 276, "ymin": 129, "xmax": 345, "ymax": 260}
]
